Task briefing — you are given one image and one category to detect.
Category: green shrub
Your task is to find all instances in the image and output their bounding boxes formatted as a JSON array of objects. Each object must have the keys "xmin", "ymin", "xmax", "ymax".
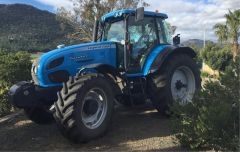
[
  {"xmin": 189, "ymin": 44, "xmax": 202, "ymax": 63},
  {"xmin": 0, "ymin": 50, "xmax": 32, "ymax": 116},
  {"xmin": 0, "ymin": 50, "xmax": 32, "ymax": 85},
  {"xmin": 0, "ymin": 85, "xmax": 11, "ymax": 117},
  {"xmin": 171, "ymin": 57, "xmax": 240, "ymax": 151},
  {"xmin": 200, "ymin": 71, "xmax": 210, "ymax": 78},
  {"xmin": 200, "ymin": 43, "xmax": 232, "ymax": 71}
]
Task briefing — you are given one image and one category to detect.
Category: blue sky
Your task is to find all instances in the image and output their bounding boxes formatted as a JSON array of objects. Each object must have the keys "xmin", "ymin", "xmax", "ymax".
[{"xmin": 0, "ymin": 0, "xmax": 239, "ymax": 41}]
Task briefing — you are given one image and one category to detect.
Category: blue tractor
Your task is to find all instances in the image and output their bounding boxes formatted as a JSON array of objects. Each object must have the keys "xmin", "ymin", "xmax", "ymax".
[{"xmin": 9, "ymin": 8, "xmax": 200, "ymax": 142}]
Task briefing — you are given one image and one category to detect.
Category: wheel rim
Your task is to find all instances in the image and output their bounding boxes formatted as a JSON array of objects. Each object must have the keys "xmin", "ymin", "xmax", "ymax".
[
  {"xmin": 171, "ymin": 66, "xmax": 196, "ymax": 104},
  {"xmin": 81, "ymin": 87, "xmax": 108, "ymax": 129}
]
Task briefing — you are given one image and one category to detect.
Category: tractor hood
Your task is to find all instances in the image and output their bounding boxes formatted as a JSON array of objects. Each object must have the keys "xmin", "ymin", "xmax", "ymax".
[{"xmin": 33, "ymin": 41, "xmax": 117, "ymax": 87}]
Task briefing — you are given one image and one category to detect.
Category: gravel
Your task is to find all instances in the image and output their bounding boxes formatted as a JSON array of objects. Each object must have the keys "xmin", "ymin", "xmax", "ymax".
[{"xmin": 0, "ymin": 103, "xmax": 183, "ymax": 151}]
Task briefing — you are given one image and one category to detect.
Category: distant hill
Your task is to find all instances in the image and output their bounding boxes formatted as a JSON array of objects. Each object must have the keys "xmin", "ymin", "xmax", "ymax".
[
  {"xmin": 0, "ymin": 4, "xmax": 76, "ymax": 52},
  {"xmin": 182, "ymin": 39, "xmax": 214, "ymax": 50}
]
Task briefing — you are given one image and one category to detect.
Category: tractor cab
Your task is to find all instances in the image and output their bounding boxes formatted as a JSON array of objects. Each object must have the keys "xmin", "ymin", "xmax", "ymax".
[{"xmin": 94, "ymin": 8, "xmax": 172, "ymax": 74}]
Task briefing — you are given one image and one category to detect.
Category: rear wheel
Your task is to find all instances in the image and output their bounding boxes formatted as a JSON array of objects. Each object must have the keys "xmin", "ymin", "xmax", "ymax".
[
  {"xmin": 54, "ymin": 73, "xmax": 114, "ymax": 142},
  {"xmin": 24, "ymin": 107, "xmax": 54, "ymax": 124},
  {"xmin": 148, "ymin": 54, "xmax": 201, "ymax": 115}
]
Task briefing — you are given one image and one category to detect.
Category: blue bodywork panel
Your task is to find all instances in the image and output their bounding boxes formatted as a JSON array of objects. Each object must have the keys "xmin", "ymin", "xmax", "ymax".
[
  {"xmin": 36, "ymin": 41, "xmax": 116, "ymax": 87},
  {"xmin": 101, "ymin": 9, "xmax": 168, "ymax": 22},
  {"xmin": 35, "ymin": 42, "xmax": 171, "ymax": 87}
]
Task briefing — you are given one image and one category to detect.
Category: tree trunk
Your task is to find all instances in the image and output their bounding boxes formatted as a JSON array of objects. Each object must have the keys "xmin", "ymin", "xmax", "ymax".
[{"xmin": 233, "ymin": 40, "xmax": 239, "ymax": 62}]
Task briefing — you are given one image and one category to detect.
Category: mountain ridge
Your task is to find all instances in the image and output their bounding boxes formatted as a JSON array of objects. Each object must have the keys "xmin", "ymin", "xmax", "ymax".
[
  {"xmin": 0, "ymin": 4, "xmax": 75, "ymax": 52},
  {"xmin": 182, "ymin": 39, "xmax": 214, "ymax": 49}
]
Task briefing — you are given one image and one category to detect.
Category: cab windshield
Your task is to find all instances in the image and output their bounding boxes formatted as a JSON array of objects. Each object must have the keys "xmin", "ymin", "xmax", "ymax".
[{"xmin": 102, "ymin": 20, "xmax": 125, "ymax": 43}]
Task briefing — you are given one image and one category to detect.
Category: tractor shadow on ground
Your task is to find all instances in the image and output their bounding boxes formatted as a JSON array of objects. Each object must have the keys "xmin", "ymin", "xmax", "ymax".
[{"xmin": 0, "ymin": 102, "xmax": 179, "ymax": 151}]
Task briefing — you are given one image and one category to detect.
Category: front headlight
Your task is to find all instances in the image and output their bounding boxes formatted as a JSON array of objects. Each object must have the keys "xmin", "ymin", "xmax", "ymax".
[
  {"xmin": 33, "ymin": 65, "xmax": 38, "ymax": 74},
  {"xmin": 32, "ymin": 58, "xmax": 39, "ymax": 74},
  {"xmin": 31, "ymin": 58, "xmax": 40, "ymax": 85}
]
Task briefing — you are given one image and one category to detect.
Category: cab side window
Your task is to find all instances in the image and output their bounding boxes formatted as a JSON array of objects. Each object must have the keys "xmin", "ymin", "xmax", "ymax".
[
  {"xmin": 157, "ymin": 18, "xmax": 171, "ymax": 44},
  {"xmin": 128, "ymin": 16, "xmax": 158, "ymax": 72}
]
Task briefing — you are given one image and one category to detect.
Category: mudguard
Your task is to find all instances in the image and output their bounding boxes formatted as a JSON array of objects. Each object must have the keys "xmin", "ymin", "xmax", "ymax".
[
  {"xmin": 126, "ymin": 45, "xmax": 196, "ymax": 77},
  {"xmin": 78, "ymin": 63, "xmax": 121, "ymax": 78},
  {"xmin": 148, "ymin": 45, "xmax": 196, "ymax": 74}
]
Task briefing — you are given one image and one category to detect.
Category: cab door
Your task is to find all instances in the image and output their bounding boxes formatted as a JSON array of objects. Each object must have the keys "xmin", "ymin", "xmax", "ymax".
[{"xmin": 127, "ymin": 16, "xmax": 158, "ymax": 73}]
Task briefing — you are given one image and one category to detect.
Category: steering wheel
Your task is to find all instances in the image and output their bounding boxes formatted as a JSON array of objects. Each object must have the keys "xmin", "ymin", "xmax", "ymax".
[{"xmin": 135, "ymin": 34, "xmax": 149, "ymax": 46}]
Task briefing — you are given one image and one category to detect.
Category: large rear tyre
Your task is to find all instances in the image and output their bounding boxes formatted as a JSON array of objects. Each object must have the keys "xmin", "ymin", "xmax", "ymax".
[
  {"xmin": 148, "ymin": 54, "xmax": 201, "ymax": 115},
  {"xmin": 24, "ymin": 107, "xmax": 54, "ymax": 124},
  {"xmin": 54, "ymin": 73, "xmax": 114, "ymax": 142}
]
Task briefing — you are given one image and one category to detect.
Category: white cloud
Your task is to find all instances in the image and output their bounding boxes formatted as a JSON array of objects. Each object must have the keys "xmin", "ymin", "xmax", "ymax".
[
  {"xmin": 36, "ymin": 0, "xmax": 239, "ymax": 41},
  {"xmin": 145, "ymin": 0, "xmax": 240, "ymax": 41},
  {"xmin": 36, "ymin": 0, "xmax": 74, "ymax": 10}
]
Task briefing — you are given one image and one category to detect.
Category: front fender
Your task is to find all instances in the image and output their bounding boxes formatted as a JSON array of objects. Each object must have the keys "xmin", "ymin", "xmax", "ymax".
[
  {"xmin": 78, "ymin": 63, "xmax": 121, "ymax": 78},
  {"xmin": 78, "ymin": 63, "xmax": 122, "ymax": 96}
]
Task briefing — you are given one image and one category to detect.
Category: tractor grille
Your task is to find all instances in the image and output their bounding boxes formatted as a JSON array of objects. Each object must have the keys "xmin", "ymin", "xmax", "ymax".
[{"xmin": 47, "ymin": 57, "xmax": 64, "ymax": 69}]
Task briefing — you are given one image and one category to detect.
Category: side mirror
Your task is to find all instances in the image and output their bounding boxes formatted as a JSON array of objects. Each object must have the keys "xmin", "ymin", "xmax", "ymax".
[
  {"xmin": 135, "ymin": 7, "xmax": 144, "ymax": 21},
  {"xmin": 173, "ymin": 34, "xmax": 180, "ymax": 45}
]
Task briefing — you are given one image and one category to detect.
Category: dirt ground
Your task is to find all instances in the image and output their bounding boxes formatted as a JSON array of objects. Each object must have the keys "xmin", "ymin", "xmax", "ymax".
[{"xmin": 0, "ymin": 103, "xmax": 183, "ymax": 151}]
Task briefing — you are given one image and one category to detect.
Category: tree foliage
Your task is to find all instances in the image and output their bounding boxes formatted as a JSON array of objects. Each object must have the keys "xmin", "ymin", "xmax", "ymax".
[
  {"xmin": 57, "ymin": 0, "xmax": 149, "ymax": 42},
  {"xmin": 200, "ymin": 43, "xmax": 232, "ymax": 71},
  {"xmin": 0, "ymin": 50, "xmax": 32, "ymax": 116},
  {"xmin": 214, "ymin": 23, "xmax": 228, "ymax": 44},
  {"xmin": 171, "ymin": 57, "xmax": 240, "ymax": 151},
  {"xmin": 214, "ymin": 9, "xmax": 240, "ymax": 60}
]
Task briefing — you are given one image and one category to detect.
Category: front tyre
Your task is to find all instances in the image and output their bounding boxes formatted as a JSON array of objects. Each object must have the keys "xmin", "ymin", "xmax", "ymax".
[
  {"xmin": 148, "ymin": 54, "xmax": 201, "ymax": 115},
  {"xmin": 54, "ymin": 73, "xmax": 114, "ymax": 142}
]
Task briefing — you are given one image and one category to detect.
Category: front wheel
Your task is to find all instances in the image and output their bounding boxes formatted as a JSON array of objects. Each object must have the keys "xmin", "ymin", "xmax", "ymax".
[
  {"xmin": 54, "ymin": 73, "xmax": 114, "ymax": 142},
  {"xmin": 148, "ymin": 54, "xmax": 201, "ymax": 115}
]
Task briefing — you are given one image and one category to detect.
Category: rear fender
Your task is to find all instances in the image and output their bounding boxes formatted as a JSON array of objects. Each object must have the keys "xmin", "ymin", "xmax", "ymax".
[{"xmin": 149, "ymin": 46, "xmax": 196, "ymax": 74}]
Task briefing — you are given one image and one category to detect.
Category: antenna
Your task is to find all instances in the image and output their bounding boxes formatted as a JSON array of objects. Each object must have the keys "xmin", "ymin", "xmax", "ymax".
[{"xmin": 203, "ymin": 25, "xmax": 206, "ymax": 48}]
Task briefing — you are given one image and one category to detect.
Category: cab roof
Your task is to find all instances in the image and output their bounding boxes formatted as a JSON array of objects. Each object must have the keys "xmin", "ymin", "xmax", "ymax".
[{"xmin": 101, "ymin": 9, "xmax": 168, "ymax": 22}]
